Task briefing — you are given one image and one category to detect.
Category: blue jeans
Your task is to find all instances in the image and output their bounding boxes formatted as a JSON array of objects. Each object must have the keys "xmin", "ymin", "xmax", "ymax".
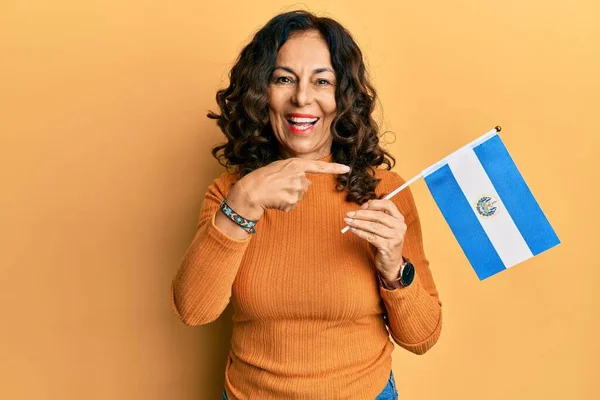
[{"xmin": 222, "ymin": 371, "xmax": 398, "ymax": 399}]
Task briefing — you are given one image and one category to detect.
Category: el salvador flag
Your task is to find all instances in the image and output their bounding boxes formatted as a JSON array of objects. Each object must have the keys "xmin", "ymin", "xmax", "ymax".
[{"xmin": 422, "ymin": 129, "xmax": 560, "ymax": 280}]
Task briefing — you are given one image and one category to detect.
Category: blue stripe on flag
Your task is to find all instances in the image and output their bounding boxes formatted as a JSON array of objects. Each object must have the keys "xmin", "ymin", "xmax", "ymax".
[
  {"xmin": 473, "ymin": 135, "xmax": 560, "ymax": 255},
  {"xmin": 424, "ymin": 164, "xmax": 506, "ymax": 280}
]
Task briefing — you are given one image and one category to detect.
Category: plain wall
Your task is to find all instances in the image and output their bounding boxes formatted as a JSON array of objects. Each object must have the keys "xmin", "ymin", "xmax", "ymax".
[{"xmin": 1, "ymin": 1, "xmax": 598, "ymax": 399}]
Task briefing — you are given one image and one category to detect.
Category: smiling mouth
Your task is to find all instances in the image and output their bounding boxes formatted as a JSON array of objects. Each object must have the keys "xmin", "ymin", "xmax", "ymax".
[{"xmin": 286, "ymin": 116, "xmax": 320, "ymax": 131}]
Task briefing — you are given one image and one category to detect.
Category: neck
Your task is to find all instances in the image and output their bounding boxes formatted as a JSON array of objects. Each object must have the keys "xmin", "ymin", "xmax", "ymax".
[{"xmin": 277, "ymin": 148, "xmax": 332, "ymax": 161}]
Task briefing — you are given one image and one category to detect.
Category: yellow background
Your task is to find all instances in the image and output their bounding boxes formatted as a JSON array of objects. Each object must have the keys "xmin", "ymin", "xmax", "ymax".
[{"xmin": 1, "ymin": 1, "xmax": 598, "ymax": 399}]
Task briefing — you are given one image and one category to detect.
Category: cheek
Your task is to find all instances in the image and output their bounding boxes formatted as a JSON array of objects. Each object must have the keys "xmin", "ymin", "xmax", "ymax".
[
  {"xmin": 268, "ymin": 89, "xmax": 288, "ymax": 114},
  {"xmin": 320, "ymin": 92, "xmax": 337, "ymax": 118},
  {"xmin": 267, "ymin": 91, "xmax": 286, "ymax": 136}
]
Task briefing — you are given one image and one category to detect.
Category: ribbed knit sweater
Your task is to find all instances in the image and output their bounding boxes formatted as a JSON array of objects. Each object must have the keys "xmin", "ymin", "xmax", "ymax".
[{"xmin": 171, "ymin": 155, "xmax": 442, "ymax": 400}]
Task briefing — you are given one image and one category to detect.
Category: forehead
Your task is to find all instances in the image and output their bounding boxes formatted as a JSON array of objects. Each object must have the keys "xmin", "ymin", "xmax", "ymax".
[{"xmin": 276, "ymin": 31, "xmax": 333, "ymax": 69}]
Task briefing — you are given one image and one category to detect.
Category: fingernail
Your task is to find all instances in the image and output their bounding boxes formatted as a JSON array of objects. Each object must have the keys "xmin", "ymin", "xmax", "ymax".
[
  {"xmin": 341, "ymin": 165, "xmax": 350, "ymax": 172},
  {"xmin": 346, "ymin": 211, "xmax": 355, "ymax": 217},
  {"xmin": 344, "ymin": 217, "xmax": 353, "ymax": 223}
]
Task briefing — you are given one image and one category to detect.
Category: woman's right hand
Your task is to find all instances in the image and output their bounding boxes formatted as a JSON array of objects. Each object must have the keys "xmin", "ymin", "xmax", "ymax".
[{"xmin": 233, "ymin": 158, "xmax": 350, "ymax": 217}]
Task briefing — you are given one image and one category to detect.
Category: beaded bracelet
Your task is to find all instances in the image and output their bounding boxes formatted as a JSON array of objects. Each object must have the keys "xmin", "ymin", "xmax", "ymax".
[{"xmin": 219, "ymin": 199, "xmax": 258, "ymax": 234}]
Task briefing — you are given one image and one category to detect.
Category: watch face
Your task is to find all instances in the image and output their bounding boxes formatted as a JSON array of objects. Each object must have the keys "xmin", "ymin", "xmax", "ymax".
[{"xmin": 401, "ymin": 262, "xmax": 415, "ymax": 286}]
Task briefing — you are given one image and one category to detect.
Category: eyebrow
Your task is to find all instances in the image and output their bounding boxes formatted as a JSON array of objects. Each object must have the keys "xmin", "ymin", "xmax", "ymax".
[{"xmin": 273, "ymin": 66, "xmax": 335, "ymax": 75}]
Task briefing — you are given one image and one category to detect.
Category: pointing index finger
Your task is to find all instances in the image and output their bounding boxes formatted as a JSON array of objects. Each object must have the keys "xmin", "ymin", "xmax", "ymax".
[{"xmin": 302, "ymin": 160, "xmax": 350, "ymax": 174}]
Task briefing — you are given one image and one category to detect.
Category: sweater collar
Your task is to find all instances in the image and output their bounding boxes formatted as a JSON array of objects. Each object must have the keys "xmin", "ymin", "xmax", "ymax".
[
  {"xmin": 277, "ymin": 153, "xmax": 334, "ymax": 163},
  {"xmin": 317, "ymin": 153, "xmax": 333, "ymax": 163}
]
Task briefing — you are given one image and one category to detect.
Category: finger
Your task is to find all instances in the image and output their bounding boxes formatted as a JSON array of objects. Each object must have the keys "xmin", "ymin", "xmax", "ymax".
[
  {"xmin": 348, "ymin": 226, "xmax": 381, "ymax": 246},
  {"xmin": 297, "ymin": 191, "xmax": 306, "ymax": 202},
  {"xmin": 361, "ymin": 199, "xmax": 403, "ymax": 219},
  {"xmin": 344, "ymin": 216, "xmax": 396, "ymax": 239},
  {"xmin": 345, "ymin": 209, "xmax": 397, "ymax": 229},
  {"xmin": 299, "ymin": 160, "xmax": 351, "ymax": 175},
  {"xmin": 295, "ymin": 178, "xmax": 312, "ymax": 202}
]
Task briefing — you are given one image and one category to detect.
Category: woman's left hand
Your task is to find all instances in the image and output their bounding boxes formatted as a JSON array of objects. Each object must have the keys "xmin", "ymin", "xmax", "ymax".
[{"xmin": 344, "ymin": 199, "xmax": 407, "ymax": 281}]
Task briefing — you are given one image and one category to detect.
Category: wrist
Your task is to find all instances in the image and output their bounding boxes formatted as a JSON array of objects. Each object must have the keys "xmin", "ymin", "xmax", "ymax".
[
  {"xmin": 378, "ymin": 257, "xmax": 414, "ymax": 290},
  {"xmin": 379, "ymin": 257, "xmax": 406, "ymax": 282},
  {"xmin": 380, "ymin": 268, "xmax": 402, "ymax": 284},
  {"xmin": 228, "ymin": 181, "xmax": 264, "ymax": 221}
]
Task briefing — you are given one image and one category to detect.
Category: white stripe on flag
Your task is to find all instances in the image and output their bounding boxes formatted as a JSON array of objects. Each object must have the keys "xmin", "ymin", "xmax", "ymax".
[{"xmin": 448, "ymin": 148, "xmax": 534, "ymax": 268}]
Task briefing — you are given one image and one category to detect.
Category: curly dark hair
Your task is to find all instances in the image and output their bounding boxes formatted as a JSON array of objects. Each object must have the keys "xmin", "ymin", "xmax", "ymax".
[{"xmin": 208, "ymin": 10, "xmax": 396, "ymax": 205}]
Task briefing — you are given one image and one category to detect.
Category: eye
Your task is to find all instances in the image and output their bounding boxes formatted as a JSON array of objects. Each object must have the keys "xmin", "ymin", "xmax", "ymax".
[
  {"xmin": 274, "ymin": 76, "xmax": 293, "ymax": 84},
  {"xmin": 316, "ymin": 79, "xmax": 331, "ymax": 86}
]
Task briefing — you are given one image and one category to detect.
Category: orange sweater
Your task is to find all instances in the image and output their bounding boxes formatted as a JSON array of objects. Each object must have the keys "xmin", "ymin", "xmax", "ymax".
[{"xmin": 171, "ymin": 155, "xmax": 442, "ymax": 399}]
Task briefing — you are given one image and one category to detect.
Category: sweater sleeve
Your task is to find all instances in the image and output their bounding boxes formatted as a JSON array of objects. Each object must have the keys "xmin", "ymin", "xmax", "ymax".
[
  {"xmin": 171, "ymin": 173, "xmax": 252, "ymax": 326},
  {"xmin": 377, "ymin": 171, "xmax": 443, "ymax": 355}
]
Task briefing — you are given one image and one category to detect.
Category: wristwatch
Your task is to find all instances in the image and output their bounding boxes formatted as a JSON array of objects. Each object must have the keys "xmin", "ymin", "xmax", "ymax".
[{"xmin": 378, "ymin": 257, "xmax": 415, "ymax": 290}]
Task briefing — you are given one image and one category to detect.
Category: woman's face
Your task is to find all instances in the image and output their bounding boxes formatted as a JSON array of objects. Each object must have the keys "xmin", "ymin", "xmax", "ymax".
[{"xmin": 268, "ymin": 30, "xmax": 337, "ymax": 160}]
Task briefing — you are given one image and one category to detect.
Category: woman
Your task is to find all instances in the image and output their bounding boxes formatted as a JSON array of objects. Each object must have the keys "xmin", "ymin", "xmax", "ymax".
[{"xmin": 171, "ymin": 10, "xmax": 442, "ymax": 400}]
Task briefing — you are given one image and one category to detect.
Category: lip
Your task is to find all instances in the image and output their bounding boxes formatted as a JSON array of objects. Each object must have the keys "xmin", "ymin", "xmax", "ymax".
[
  {"xmin": 285, "ymin": 113, "xmax": 320, "ymax": 136},
  {"xmin": 286, "ymin": 118, "xmax": 318, "ymax": 135},
  {"xmin": 287, "ymin": 113, "xmax": 319, "ymax": 119}
]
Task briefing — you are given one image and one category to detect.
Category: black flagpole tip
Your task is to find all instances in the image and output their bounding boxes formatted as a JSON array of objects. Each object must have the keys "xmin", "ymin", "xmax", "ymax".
[{"xmin": 495, "ymin": 125, "xmax": 502, "ymax": 132}]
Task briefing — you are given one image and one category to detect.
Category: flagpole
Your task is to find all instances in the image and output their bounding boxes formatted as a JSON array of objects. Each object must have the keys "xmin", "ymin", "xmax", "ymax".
[{"xmin": 340, "ymin": 126, "xmax": 502, "ymax": 234}]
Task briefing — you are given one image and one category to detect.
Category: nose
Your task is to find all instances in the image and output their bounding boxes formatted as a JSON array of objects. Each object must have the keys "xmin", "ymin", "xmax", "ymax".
[{"xmin": 291, "ymin": 81, "xmax": 314, "ymax": 107}]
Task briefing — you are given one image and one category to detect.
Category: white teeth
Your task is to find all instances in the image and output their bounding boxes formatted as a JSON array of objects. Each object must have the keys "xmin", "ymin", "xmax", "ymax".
[
  {"xmin": 293, "ymin": 124, "xmax": 312, "ymax": 131},
  {"xmin": 288, "ymin": 117, "xmax": 319, "ymax": 123}
]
